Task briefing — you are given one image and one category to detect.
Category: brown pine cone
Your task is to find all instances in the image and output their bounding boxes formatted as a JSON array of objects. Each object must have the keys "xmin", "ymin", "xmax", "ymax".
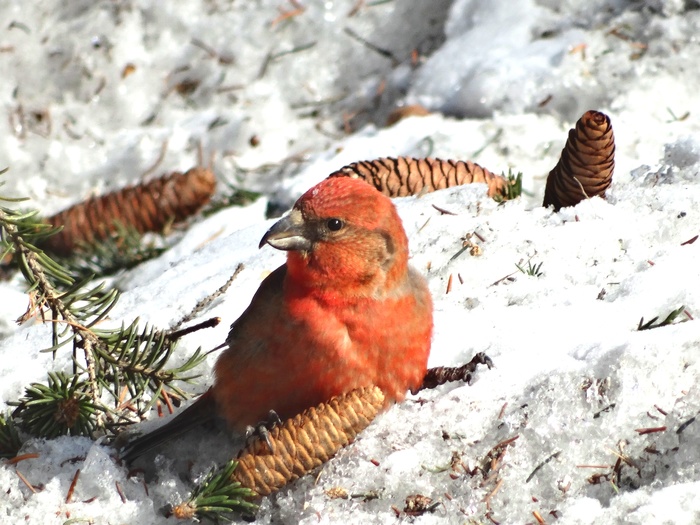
[
  {"xmin": 42, "ymin": 167, "xmax": 216, "ymax": 256},
  {"xmin": 543, "ymin": 110, "xmax": 615, "ymax": 210},
  {"xmin": 232, "ymin": 386, "xmax": 385, "ymax": 497},
  {"xmin": 328, "ymin": 156, "xmax": 508, "ymax": 199}
]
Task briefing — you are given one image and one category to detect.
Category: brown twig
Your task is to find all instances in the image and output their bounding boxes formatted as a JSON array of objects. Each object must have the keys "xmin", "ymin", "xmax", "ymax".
[
  {"xmin": 115, "ymin": 480, "xmax": 127, "ymax": 503},
  {"xmin": 167, "ymin": 317, "xmax": 221, "ymax": 342},
  {"xmin": 533, "ymin": 510, "xmax": 546, "ymax": 525},
  {"xmin": 484, "ymin": 478, "xmax": 503, "ymax": 510},
  {"xmin": 140, "ymin": 140, "xmax": 169, "ymax": 179},
  {"xmin": 526, "ymin": 451, "xmax": 561, "ymax": 482},
  {"xmin": 386, "ymin": 105, "xmax": 430, "ymax": 126},
  {"xmin": 677, "ymin": 415, "xmax": 697, "ymax": 434},
  {"xmin": 343, "ymin": 27, "xmax": 398, "ymax": 66},
  {"xmin": 160, "ymin": 387, "xmax": 175, "ymax": 415},
  {"xmin": 173, "ymin": 263, "xmax": 244, "ymax": 330}
]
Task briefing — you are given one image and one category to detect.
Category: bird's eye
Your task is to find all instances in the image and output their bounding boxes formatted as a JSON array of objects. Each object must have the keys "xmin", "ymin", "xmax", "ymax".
[{"xmin": 326, "ymin": 218, "xmax": 344, "ymax": 231}]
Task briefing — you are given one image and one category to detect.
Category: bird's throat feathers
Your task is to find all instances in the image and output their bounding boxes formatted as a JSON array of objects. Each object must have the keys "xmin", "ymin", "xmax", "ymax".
[
  {"xmin": 281, "ymin": 176, "xmax": 412, "ymax": 302},
  {"xmin": 285, "ymin": 243, "xmax": 408, "ymax": 303}
]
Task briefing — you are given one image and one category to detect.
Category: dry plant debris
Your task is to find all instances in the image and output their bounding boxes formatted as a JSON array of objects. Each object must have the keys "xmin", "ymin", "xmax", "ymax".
[{"xmin": 385, "ymin": 104, "xmax": 431, "ymax": 126}]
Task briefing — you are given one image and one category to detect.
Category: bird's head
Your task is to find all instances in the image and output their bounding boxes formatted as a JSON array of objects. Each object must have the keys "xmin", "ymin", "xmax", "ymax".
[{"xmin": 259, "ymin": 177, "xmax": 410, "ymax": 296}]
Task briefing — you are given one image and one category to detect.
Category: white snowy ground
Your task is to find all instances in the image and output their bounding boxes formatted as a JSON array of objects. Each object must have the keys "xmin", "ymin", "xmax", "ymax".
[{"xmin": 1, "ymin": 0, "xmax": 700, "ymax": 523}]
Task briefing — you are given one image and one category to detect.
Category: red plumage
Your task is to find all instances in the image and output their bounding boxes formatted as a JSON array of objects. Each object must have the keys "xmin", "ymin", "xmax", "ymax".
[{"xmin": 121, "ymin": 177, "xmax": 432, "ymax": 462}]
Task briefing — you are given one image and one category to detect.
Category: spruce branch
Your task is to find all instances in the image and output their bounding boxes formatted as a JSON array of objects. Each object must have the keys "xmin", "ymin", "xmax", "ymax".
[
  {"xmin": 202, "ymin": 180, "xmax": 261, "ymax": 218},
  {"xmin": 60, "ymin": 222, "xmax": 169, "ymax": 280},
  {"xmin": 12, "ymin": 372, "xmax": 101, "ymax": 438},
  {"xmin": 14, "ymin": 230, "xmax": 109, "ymax": 425},
  {"xmin": 93, "ymin": 320, "xmax": 208, "ymax": 415},
  {"xmin": 2, "ymin": 176, "xmax": 214, "ymax": 437},
  {"xmin": 2, "ymin": 188, "xmax": 105, "ymax": 419},
  {"xmin": 170, "ymin": 460, "xmax": 258, "ymax": 521},
  {"xmin": 0, "ymin": 412, "xmax": 23, "ymax": 458}
]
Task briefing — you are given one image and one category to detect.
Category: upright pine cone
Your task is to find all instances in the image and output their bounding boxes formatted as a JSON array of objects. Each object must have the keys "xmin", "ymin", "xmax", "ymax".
[
  {"xmin": 329, "ymin": 157, "xmax": 508, "ymax": 199},
  {"xmin": 543, "ymin": 111, "xmax": 615, "ymax": 210},
  {"xmin": 42, "ymin": 167, "xmax": 216, "ymax": 256},
  {"xmin": 232, "ymin": 386, "xmax": 385, "ymax": 497}
]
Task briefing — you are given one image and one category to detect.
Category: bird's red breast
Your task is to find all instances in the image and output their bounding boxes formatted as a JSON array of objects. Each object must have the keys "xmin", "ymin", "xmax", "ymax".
[{"xmin": 213, "ymin": 177, "xmax": 433, "ymax": 429}]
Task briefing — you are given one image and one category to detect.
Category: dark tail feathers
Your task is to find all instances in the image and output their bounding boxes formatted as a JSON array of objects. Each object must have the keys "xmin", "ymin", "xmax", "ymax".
[{"xmin": 119, "ymin": 389, "xmax": 217, "ymax": 463}]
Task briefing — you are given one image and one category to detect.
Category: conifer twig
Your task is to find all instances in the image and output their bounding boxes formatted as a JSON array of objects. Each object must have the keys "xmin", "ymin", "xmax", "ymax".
[
  {"xmin": 173, "ymin": 263, "xmax": 245, "ymax": 330},
  {"xmin": 0, "ymin": 412, "xmax": 23, "ymax": 458},
  {"xmin": 2, "ymin": 208, "xmax": 107, "ymax": 425},
  {"xmin": 171, "ymin": 460, "xmax": 257, "ymax": 521},
  {"xmin": 2, "ymin": 175, "xmax": 213, "ymax": 437}
]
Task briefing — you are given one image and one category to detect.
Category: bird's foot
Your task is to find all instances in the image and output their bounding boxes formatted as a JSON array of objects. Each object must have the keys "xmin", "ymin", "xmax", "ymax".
[
  {"xmin": 414, "ymin": 352, "xmax": 494, "ymax": 393},
  {"xmin": 245, "ymin": 410, "xmax": 282, "ymax": 453}
]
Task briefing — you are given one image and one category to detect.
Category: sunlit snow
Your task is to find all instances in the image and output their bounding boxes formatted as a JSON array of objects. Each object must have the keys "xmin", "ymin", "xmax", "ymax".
[{"xmin": 1, "ymin": 1, "xmax": 699, "ymax": 524}]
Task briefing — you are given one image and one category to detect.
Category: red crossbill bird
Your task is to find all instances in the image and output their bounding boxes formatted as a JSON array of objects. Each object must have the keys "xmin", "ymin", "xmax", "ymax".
[{"xmin": 121, "ymin": 176, "xmax": 433, "ymax": 462}]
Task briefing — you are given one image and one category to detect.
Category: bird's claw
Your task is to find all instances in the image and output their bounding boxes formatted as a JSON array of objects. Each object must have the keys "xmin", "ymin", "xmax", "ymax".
[
  {"xmin": 245, "ymin": 410, "xmax": 282, "ymax": 453},
  {"xmin": 414, "ymin": 352, "xmax": 495, "ymax": 393}
]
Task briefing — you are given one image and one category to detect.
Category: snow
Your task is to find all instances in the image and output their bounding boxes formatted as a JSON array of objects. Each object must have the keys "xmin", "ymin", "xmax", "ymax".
[{"xmin": 1, "ymin": 0, "xmax": 700, "ymax": 523}]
